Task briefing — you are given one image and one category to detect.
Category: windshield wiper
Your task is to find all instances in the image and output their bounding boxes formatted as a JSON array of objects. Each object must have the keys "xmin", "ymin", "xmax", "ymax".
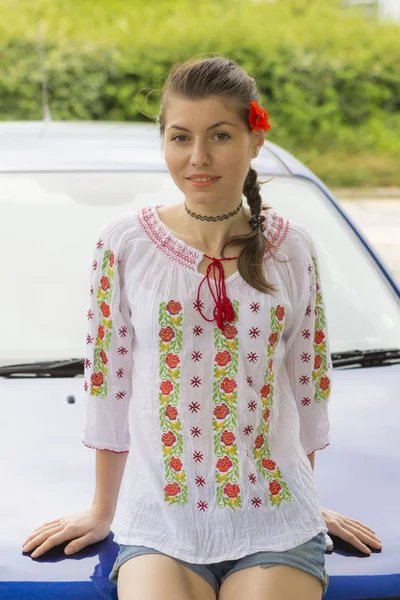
[
  {"xmin": 331, "ymin": 348, "xmax": 400, "ymax": 369},
  {"xmin": 1, "ymin": 349, "xmax": 399, "ymax": 377},
  {"xmin": 0, "ymin": 358, "xmax": 84, "ymax": 378}
]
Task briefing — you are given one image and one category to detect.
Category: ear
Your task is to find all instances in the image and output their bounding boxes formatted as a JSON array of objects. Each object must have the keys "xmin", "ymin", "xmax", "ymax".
[{"xmin": 252, "ymin": 130, "xmax": 265, "ymax": 155}]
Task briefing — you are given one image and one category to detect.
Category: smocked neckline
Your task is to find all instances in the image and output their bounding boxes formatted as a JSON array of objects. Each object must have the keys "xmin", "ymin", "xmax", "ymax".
[
  {"xmin": 151, "ymin": 204, "xmax": 246, "ymax": 283},
  {"xmin": 137, "ymin": 204, "xmax": 285, "ymax": 283}
]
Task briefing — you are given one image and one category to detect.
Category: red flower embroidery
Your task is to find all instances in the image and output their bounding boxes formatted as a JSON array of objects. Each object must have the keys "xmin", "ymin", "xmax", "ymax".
[
  {"xmin": 166, "ymin": 300, "xmax": 182, "ymax": 315},
  {"xmin": 101, "ymin": 276, "xmax": 110, "ymax": 291},
  {"xmin": 315, "ymin": 330, "xmax": 325, "ymax": 344},
  {"xmin": 263, "ymin": 408, "xmax": 270, "ymax": 422},
  {"xmin": 221, "ymin": 323, "xmax": 238, "ymax": 339},
  {"xmin": 170, "ymin": 457, "xmax": 183, "ymax": 472},
  {"xmin": 319, "ymin": 376, "xmax": 331, "ymax": 391},
  {"xmin": 262, "ymin": 458, "xmax": 276, "ymax": 471},
  {"xmin": 221, "ymin": 431, "xmax": 235, "ymax": 446},
  {"xmin": 269, "ymin": 480, "xmax": 282, "ymax": 495},
  {"xmin": 220, "ymin": 377, "xmax": 237, "ymax": 394},
  {"xmin": 260, "ymin": 384, "xmax": 271, "ymax": 398},
  {"xmin": 268, "ymin": 333, "xmax": 278, "ymax": 346},
  {"xmin": 91, "ymin": 372, "xmax": 104, "ymax": 387},
  {"xmin": 159, "ymin": 326, "xmax": 175, "ymax": 342},
  {"xmin": 100, "ymin": 302, "xmax": 110, "ymax": 318},
  {"xmin": 276, "ymin": 305, "xmax": 285, "ymax": 321},
  {"xmin": 160, "ymin": 380, "xmax": 174, "ymax": 395},
  {"xmin": 314, "ymin": 354, "xmax": 322, "ymax": 370},
  {"xmin": 98, "ymin": 325, "xmax": 105, "ymax": 339},
  {"xmin": 165, "ymin": 405, "xmax": 178, "ymax": 420},
  {"xmin": 255, "ymin": 434, "xmax": 264, "ymax": 449},
  {"xmin": 213, "ymin": 403, "xmax": 230, "ymax": 420},
  {"xmin": 164, "ymin": 482, "xmax": 181, "ymax": 496},
  {"xmin": 215, "ymin": 350, "xmax": 232, "ymax": 367},
  {"xmin": 162, "ymin": 431, "xmax": 176, "ymax": 447},
  {"xmin": 100, "ymin": 349, "xmax": 108, "ymax": 364},
  {"xmin": 165, "ymin": 353, "xmax": 180, "ymax": 369},
  {"xmin": 216, "ymin": 456, "xmax": 233, "ymax": 473},
  {"xmin": 223, "ymin": 482, "xmax": 240, "ymax": 498}
]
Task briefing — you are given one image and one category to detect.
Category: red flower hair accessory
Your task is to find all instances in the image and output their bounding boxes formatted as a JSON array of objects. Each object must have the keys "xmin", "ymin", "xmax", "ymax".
[{"xmin": 249, "ymin": 100, "xmax": 272, "ymax": 132}]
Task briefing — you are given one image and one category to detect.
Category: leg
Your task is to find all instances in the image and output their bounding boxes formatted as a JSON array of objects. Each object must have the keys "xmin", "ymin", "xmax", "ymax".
[
  {"xmin": 218, "ymin": 564, "xmax": 323, "ymax": 600},
  {"xmin": 118, "ymin": 553, "xmax": 217, "ymax": 600}
]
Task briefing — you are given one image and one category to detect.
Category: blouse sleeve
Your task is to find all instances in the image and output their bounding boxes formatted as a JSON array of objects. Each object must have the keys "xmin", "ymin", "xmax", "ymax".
[
  {"xmin": 81, "ymin": 220, "xmax": 134, "ymax": 453},
  {"xmin": 282, "ymin": 222, "xmax": 332, "ymax": 456}
]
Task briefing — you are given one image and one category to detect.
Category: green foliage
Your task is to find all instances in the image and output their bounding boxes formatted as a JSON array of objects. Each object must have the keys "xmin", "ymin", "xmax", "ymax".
[{"xmin": 1, "ymin": 0, "xmax": 399, "ymax": 186}]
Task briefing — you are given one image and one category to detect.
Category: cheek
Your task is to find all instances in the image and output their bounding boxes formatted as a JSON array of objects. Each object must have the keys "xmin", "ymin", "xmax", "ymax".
[{"xmin": 163, "ymin": 151, "xmax": 183, "ymax": 177}]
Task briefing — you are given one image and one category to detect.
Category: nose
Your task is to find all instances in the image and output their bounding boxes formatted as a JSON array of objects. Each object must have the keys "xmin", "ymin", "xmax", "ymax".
[{"xmin": 189, "ymin": 140, "xmax": 212, "ymax": 165}]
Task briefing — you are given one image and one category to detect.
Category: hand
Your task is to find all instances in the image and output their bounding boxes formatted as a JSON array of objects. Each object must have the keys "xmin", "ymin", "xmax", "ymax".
[
  {"xmin": 22, "ymin": 506, "xmax": 113, "ymax": 559},
  {"xmin": 321, "ymin": 506, "xmax": 383, "ymax": 555}
]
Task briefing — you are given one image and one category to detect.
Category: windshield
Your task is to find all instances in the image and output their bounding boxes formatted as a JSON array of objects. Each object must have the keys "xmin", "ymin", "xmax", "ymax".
[{"xmin": 1, "ymin": 172, "xmax": 399, "ymax": 364}]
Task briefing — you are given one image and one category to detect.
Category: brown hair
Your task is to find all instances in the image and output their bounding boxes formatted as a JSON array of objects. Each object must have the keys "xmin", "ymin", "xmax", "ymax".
[{"xmin": 139, "ymin": 55, "xmax": 288, "ymax": 295}]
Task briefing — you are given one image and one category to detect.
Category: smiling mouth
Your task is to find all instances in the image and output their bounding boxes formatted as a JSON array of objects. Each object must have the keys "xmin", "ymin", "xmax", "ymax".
[{"xmin": 187, "ymin": 177, "xmax": 220, "ymax": 181}]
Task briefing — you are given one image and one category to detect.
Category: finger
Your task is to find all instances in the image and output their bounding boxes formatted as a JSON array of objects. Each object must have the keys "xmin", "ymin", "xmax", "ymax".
[
  {"xmin": 24, "ymin": 526, "xmax": 63, "ymax": 553},
  {"xmin": 344, "ymin": 518, "xmax": 376, "ymax": 534},
  {"xmin": 27, "ymin": 527, "xmax": 66, "ymax": 558},
  {"xmin": 23, "ymin": 526, "xmax": 63, "ymax": 552},
  {"xmin": 343, "ymin": 520, "xmax": 382, "ymax": 544},
  {"xmin": 23, "ymin": 522, "xmax": 62, "ymax": 546},
  {"xmin": 65, "ymin": 532, "xmax": 94, "ymax": 555},
  {"xmin": 24, "ymin": 519, "xmax": 62, "ymax": 541},
  {"xmin": 30, "ymin": 531, "xmax": 70, "ymax": 559},
  {"xmin": 341, "ymin": 525, "xmax": 378, "ymax": 555}
]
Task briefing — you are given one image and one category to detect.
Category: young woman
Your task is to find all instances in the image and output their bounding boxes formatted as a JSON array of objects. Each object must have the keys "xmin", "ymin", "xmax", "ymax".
[{"xmin": 22, "ymin": 56, "xmax": 382, "ymax": 600}]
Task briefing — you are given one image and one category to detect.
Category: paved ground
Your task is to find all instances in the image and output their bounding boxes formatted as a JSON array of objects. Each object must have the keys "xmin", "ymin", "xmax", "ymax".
[{"xmin": 333, "ymin": 189, "xmax": 400, "ymax": 287}]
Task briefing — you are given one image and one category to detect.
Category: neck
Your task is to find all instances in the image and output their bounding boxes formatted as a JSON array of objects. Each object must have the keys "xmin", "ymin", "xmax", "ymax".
[{"xmin": 179, "ymin": 199, "xmax": 251, "ymax": 255}]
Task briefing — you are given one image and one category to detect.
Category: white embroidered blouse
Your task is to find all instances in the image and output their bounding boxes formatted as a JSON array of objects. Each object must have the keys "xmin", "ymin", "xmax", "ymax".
[{"xmin": 81, "ymin": 203, "xmax": 332, "ymax": 562}]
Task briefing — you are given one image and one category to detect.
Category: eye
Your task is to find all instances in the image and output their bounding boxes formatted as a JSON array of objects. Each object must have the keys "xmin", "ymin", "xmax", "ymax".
[{"xmin": 171, "ymin": 132, "xmax": 231, "ymax": 142}]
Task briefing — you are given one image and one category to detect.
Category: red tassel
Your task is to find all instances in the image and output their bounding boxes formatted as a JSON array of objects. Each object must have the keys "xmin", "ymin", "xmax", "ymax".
[
  {"xmin": 215, "ymin": 300, "xmax": 224, "ymax": 330},
  {"xmin": 223, "ymin": 297, "xmax": 235, "ymax": 322}
]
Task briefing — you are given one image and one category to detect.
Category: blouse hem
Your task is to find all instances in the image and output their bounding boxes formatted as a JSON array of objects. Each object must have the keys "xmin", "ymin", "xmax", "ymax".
[
  {"xmin": 114, "ymin": 524, "xmax": 328, "ymax": 564},
  {"xmin": 306, "ymin": 442, "xmax": 330, "ymax": 456},
  {"xmin": 82, "ymin": 440, "xmax": 130, "ymax": 453}
]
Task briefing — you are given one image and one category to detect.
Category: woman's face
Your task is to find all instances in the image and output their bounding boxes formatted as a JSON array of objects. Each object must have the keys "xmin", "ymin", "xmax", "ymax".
[{"xmin": 163, "ymin": 95, "xmax": 263, "ymax": 210}]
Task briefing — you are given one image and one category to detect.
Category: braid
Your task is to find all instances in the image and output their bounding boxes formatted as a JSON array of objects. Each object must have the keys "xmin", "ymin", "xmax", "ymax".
[{"xmin": 243, "ymin": 167, "xmax": 266, "ymax": 233}]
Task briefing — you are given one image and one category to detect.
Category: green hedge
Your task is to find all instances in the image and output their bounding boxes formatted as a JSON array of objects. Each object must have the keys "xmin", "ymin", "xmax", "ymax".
[{"xmin": 1, "ymin": 0, "xmax": 399, "ymax": 186}]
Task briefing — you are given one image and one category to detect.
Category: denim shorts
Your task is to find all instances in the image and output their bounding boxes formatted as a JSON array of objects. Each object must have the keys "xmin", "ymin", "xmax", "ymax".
[{"xmin": 109, "ymin": 531, "xmax": 329, "ymax": 596}]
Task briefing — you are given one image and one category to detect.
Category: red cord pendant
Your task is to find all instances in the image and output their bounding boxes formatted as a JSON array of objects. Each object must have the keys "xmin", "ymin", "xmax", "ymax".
[{"xmin": 197, "ymin": 255, "xmax": 238, "ymax": 331}]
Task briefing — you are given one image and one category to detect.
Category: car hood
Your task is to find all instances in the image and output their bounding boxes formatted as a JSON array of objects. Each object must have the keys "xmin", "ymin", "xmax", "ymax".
[{"xmin": 1, "ymin": 365, "xmax": 399, "ymax": 599}]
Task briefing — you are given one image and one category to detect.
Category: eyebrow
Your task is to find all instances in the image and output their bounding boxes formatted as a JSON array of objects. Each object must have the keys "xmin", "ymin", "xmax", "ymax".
[{"xmin": 167, "ymin": 121, "xmax": 237, "ymax": 132}]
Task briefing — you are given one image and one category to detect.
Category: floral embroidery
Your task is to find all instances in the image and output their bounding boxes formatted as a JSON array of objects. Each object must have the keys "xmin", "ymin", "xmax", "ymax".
[
  {"xmin": 138, "ymin": 207, "xmax": 289, "ymax": 271},
  {"xmin": 138, "ymin": 206, "xmax": 199, "ymax": 270},
  {"xmin": 263, "ymin": 212, "xmax": 289, "ymax": 261},
  {"xmin": 311, "ymin": 257, "xmax": 331, "ymax": 403},
  {"xmin": 247, "ymin": 351, "xmax": 258, "ymax": 363},
  {"xmin": 253, "ymin": 305, "xmax": 293, "ymax": 507},
  {"xmin": 159, "ymin": 300, "xmax": 188, "ymax": 505},
  {"xmin": 90, "ymin": 249, "xmax": 116, "ymax": 398},
  {"xmin": 249, "ymin": 326, "xmax": 260, "ymax": 339},
  {"xmin": 213, "ymin": 300, "xmax": 241, "ymax": 510}
]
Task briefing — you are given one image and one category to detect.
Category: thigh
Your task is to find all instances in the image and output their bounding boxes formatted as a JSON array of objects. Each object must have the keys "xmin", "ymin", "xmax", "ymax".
[
  {"xmin": 118, "ymin": 553, "xmax": 217, "ymax": 600},
  {"xmin": 217, "ymin": 563, "xmax": 323, "ymax": 600}
]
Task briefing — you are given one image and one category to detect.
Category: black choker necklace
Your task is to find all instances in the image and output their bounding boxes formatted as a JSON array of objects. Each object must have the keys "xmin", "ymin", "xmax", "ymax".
[{"xmin": 184, "ymin": 200, "xmax": 243, "ymax": 222}]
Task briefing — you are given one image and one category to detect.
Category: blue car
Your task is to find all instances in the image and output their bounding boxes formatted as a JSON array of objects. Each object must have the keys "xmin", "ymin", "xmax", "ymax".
[{"xmin": 0, "ymin": 121, "xmax": 399, "ymax": 600}]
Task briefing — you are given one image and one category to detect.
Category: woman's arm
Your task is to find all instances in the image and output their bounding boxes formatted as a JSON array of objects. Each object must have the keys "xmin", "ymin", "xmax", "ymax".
[
  {"xmin": 307, "ymin": 451, "xmax": 315, "ymax": 471},
  {"xmin": 91, "ymin": 450, "xmax": 129, "ymax": 523}
]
